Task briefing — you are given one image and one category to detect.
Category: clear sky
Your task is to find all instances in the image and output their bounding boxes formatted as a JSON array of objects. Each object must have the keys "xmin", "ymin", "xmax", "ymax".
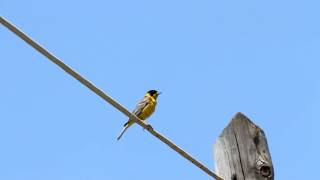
[{"xmin": 1, "ymin": 0, "xmax": 320, "ymax": 179}]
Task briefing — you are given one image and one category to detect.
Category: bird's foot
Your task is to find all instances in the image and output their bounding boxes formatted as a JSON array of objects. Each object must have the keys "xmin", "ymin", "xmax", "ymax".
[{"xmin": 143, "ymin": 124, "xmax": 153, "ymax": 131}]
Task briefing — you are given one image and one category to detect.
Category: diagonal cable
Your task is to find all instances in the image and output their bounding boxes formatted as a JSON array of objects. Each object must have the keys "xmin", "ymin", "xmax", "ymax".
[{"xmin": 0, "ymin": 16, "xmax": 223, "ymax": 180}]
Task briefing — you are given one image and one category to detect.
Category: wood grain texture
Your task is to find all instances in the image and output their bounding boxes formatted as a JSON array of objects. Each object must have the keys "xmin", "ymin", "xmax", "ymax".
[{"xmin": 214, "ymin": 112, "xmax": 274, "ymax": 180}]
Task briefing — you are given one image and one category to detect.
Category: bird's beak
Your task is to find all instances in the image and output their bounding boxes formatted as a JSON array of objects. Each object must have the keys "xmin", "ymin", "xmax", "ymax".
[{"xmin": 157, "ymin": 92, "xmax": 162, "ymax": 95}]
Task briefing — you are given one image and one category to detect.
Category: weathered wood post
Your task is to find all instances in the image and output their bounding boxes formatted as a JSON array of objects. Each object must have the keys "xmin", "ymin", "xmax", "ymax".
[{"xmin": 214, "ymin": 112, "xmax": 274, "ymax": 180}]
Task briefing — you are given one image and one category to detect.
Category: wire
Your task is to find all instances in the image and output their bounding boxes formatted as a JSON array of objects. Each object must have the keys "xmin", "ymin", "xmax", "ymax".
[{"xmin": 1, "ymin": 16, "xmax": 223, "ymax": 180}]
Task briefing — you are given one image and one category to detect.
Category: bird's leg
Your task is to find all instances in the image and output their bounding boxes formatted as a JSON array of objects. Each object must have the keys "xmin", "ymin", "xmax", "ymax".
[
  {"xmin": 143, "ymin": 123, "xmax": 153, "ymax": 131},
  {"xmin": 146, "ymin": 124, "xmax": 153, "ymax": 130}
]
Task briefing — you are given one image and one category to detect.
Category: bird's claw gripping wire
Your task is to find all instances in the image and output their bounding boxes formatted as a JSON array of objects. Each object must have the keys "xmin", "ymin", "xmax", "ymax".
[{"xmin": 143, "ymin": 124, "xmax": 153, "ymax": 131}]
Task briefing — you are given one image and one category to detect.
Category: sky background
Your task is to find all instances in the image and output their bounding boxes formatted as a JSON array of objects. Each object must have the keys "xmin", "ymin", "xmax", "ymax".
[{"xmin": 1, "ymin": 0, "xmax": 320, "ymax": 179}]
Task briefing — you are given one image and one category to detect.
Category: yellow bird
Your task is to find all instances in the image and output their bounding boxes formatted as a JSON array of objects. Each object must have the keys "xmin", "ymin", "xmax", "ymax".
[{"xmin": 117, "ymin": 90, "xmax": 161, "ymax": 140}]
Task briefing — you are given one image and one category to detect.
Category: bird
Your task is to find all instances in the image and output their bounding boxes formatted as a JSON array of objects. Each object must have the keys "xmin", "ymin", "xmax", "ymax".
[{"xmin": 117, "ymin": 90, "xmax": 161, "ymax": 140}]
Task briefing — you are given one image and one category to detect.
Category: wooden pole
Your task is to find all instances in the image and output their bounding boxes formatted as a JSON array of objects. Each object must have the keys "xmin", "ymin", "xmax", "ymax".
[{"xmin": 214, "ymin": 112, "xmax": 274, "ymax": 180}]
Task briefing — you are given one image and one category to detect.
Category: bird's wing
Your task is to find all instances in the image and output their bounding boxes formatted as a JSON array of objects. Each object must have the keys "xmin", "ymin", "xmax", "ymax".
[{"xmin": 132, "ymin": 97, "xmax": 149, "ymax": 117}]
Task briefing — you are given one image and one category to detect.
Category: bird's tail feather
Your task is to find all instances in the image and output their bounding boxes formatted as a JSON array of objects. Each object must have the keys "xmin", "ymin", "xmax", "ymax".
[{"xmin": 117, "ymin": 121, "xmax": 132, "ymax": 140}]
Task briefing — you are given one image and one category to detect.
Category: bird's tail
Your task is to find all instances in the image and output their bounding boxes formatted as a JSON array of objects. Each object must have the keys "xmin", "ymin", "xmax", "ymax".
[{"xmin": 117, "ymin": 121, "xmax": 133, "ymax": 140}]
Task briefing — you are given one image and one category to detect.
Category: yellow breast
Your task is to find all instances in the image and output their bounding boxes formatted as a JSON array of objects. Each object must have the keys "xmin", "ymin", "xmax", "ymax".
[{"xmin": 138, "ymin": 97, "xmax": 156, "ymax": 120}]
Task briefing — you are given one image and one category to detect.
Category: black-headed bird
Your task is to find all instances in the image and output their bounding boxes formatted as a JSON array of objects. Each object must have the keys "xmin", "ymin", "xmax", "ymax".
[{"xmin": 117, "ymin": 90, "xmax": 161, "ymax": 140}]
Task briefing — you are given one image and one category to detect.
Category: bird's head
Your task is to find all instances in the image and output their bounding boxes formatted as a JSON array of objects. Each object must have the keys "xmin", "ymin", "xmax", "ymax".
[{"xmin": 146, "ymin": 90, "xmax": 161, "ymax": 99}]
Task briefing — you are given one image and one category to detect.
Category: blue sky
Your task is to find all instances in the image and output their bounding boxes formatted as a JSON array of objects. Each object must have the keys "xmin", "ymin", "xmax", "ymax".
[{"xmin": 1, "ymin": 0, "xmax": 320, "ymax": 179}]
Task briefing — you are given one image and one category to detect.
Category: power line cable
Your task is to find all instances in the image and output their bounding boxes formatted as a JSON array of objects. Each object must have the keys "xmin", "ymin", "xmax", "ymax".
[{"xmin": 1, "ymin": 16, "xmax": 223, "ymax": 180}]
